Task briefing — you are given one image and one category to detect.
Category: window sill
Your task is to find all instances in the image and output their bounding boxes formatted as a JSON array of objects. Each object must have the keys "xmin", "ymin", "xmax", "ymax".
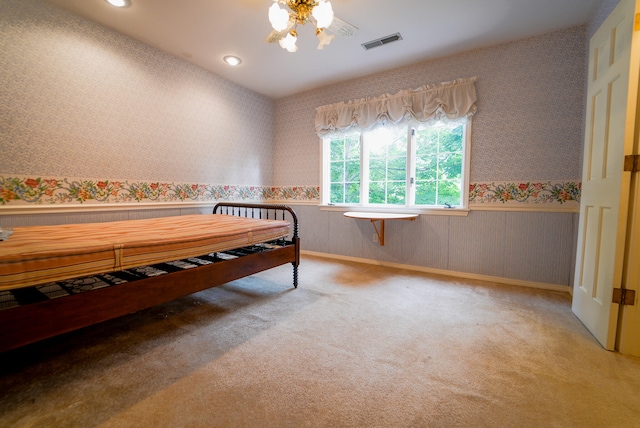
[{"xmin": 319, "ymin": 205, "xmax": 470, "ymax": 217}]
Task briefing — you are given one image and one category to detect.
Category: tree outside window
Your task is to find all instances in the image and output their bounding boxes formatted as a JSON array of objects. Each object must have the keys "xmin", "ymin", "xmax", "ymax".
[{"xmin": 324, "ymin": 120, "xmax": 469, "ymax": 209}]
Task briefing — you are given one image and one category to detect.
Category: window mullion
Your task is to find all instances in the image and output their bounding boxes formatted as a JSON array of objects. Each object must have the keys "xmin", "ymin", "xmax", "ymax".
[
  {"xmin": 342, "ymin": 147, "xmax": 348, "ymax": 204},
  {"xmin": 385, "ymin": 146, "xmax": 389, "ymax": 205},
  {"xmin": 360, "ymin": 133, "xmax": 369, "ymax": 206},
  {"xmin": 407, "ymin": 127, "xmax": 416, "ymax": 206},
  {"xmin": 435, "ymin": 129, "xmax": 440, "ymax": 206},
  {"xmin": 461, "ymin": 119, "xmax": 472, "ymax": 208}
]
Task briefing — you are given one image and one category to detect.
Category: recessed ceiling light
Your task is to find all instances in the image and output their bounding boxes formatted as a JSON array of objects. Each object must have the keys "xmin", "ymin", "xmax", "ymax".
[
  {"xmin": 105, "ymin": 0, "xmax": 131, "ymax": 7},
  {"xmin": 223, "ymin": 55, "xmax": 242, "ymax": 66}
]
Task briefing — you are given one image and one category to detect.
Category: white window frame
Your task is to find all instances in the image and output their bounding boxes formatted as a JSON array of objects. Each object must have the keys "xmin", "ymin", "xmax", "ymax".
[{"xmin": 320, "ymin": 119, "xmax": 472, "ymax": 215}]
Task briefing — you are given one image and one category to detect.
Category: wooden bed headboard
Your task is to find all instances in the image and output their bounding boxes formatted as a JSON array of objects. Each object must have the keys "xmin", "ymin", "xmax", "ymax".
[{"xmin": 214, "ymin": 202, "xmax": 299, "ymax": 241}]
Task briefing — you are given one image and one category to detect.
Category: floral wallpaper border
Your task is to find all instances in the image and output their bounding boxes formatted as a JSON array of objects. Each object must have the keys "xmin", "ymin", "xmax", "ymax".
[
  {"xmin": 0, "ymin": 176, "xmax": 580, "ymax": 208},
  {"xmin": 0, "ymin": 176, "xmax": 320, "ymax": 206},
  {"xmin": 469, "ymin": 180, "xmax": 580, "ymax": 206}
]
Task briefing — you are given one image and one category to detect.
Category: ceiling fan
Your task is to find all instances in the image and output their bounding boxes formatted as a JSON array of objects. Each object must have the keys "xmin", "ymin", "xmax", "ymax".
[{"xmin": 264, "ymin": 0, "xmax": 358, "ymax": 52}]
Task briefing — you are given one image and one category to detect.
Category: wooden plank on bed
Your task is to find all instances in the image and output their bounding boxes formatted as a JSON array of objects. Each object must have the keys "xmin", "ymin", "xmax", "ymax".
[{"xmin": 0, "ymin": 245, "xmax": 296, "ymax": 353}]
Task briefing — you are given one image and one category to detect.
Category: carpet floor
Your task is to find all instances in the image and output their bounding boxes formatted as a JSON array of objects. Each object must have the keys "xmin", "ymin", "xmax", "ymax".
[{"xmin": 1, "ymin": 255, "xmax": 640, "ymax": 427}]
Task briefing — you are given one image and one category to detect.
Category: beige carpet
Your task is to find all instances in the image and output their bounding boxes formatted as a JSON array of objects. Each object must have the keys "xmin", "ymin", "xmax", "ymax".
[{"xmin": 1, "ymin": 255, "xmax": 640, "ymax": 427}]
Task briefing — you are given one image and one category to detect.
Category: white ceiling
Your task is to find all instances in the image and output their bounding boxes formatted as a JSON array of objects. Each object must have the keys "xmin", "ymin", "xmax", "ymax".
[{"xmin": 45, "ymin": 0, "xmax": 600, "ymax": 99}]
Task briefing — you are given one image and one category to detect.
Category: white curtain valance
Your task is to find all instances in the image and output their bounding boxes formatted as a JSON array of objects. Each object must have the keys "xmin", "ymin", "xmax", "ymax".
[{"xmin": 315, "ymin": 77, "xmax": 477, "ymax": 137}]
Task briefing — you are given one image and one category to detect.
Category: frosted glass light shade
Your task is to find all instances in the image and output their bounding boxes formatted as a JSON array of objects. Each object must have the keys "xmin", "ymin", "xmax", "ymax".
[
  {"xmin": 269, "ymin": 3, "xmax": 290, "ymax": 32},
  {"xmin": 312, "ymin": 1, "xmax": 334, "ymax": 29},
  {"xmin": 279, "ymin": 32, "xmax": 298, "ymax": 52},
  {"xmin": 316, "ymin": 28, "xmax": 334, "ymax": 49}
]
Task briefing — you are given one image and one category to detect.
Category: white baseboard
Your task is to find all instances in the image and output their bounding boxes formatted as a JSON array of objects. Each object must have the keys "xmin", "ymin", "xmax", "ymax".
[{"xmin": 301, "ymin": 250, "xmax": 572, "ymax": 294}]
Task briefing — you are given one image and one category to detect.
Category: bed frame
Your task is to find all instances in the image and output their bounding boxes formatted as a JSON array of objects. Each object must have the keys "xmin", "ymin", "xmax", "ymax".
[{"xmin": 0, "ymin": 202, "xmax": 300, "ymax": 353}]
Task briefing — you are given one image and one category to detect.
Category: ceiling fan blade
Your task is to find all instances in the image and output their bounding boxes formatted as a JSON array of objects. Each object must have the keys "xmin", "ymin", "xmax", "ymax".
[
  {"xmin": 265, "ymin": 29, "xmax": 284, "ymax": 43},
  {"xmin": 264, "ymin": 19, "xmax": 295, "ymax": 43},
  {"xmin": 328, "ymin": 16, "xmax": 358, "ymax": 38}
]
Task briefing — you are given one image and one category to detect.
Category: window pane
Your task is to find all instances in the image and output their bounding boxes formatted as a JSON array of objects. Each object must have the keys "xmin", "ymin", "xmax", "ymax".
[
  {"xmin": 330, "ymin": 161, "xmax": 344, "ymax": 182},
  {"xmin": 328, "ymin": 134, "xmax": 361, "ymax": 204},
  {"xmin": 346, "ymin": 136, "xmax": 360, "ymax": 160},
  {"xmin": 388, "ymin": 138, "xmax": 407, "ymax": 157},
  {"xmin": 438, "ymin": 179, "xmax": 462, "ymax": 206},
  {"xmin": 346, "ymin": 182, "xmax": 360, "ymax": 204},
  {"xmin": 416, "ymin": 128, "xmax": 438, "ymax": 154},
  {"xmin": 388, "ymin": 156, "xmax": 407, "ymax": 180},
  {"xmin": 366, "ymin": 126, "xmax": 407, "ymax": 206},
  {"xmin": 368, "ymin": 141, "xmax": 387, "ymax": 158},
  {"xmin": 330, "ymin": 139, "xmax": 345, "ymax": 161},
  {"xmin": 369, "ymin": 181, "xmax": 385, "ymax": 204},
  {"xmin": 439, "ymin": 125, "xmax": 464, "ymax": 152},
  {"xmin": 438, "ymin": 153, "xmax": 462, "ymax": 180},
  {"xmin": 415, "ymin": 156, "xmax": 437, "ymax": 181},
  {"xmin": 369, "ymin": 158, "xmax": 386, "ymax": 181},
  {"xmin": 387, "ymin": 181, "xmax": 406, "ymax": 205},
  {"xmin": 414, "ymin": 123, "xmax": 465, "ymax": 207},
  {"xmin": 415, "ymin": 181, "xmax": 436, "ymax": 205},
  {"xmin": 330, "ymin": 183, "xmax": 344, "ymax": 203},
  {"xmin": 345, "ymin": 160, "xmax": 360, "ymax": 183}
]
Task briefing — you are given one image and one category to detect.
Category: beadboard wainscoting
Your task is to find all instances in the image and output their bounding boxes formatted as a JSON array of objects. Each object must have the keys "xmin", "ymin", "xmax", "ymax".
[{"xmin": 292, "ymin": 205, "xmax": 577, "ymax": 290}]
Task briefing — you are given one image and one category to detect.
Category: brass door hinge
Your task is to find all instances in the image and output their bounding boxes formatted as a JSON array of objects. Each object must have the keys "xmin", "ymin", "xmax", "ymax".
[
  {"xmin": 623, "ymin": 155, "xmax": 640, "ymax": 172},
  {"xmin": 613, "ymin": 288, "xmax": 636, "ymax": 306}
]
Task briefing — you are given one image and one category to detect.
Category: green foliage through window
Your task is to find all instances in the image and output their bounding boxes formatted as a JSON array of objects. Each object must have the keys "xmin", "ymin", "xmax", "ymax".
[
  {"xmin": 328, "ymin": 134, "xmax": 361, "ymax": 204},
  {"xmin": 414, "ymin": 124, "xmax": 464, "ymax": 206},
  {"xmin": 324, "ymin": 121, "xmax": 467, "ymax": 208}
]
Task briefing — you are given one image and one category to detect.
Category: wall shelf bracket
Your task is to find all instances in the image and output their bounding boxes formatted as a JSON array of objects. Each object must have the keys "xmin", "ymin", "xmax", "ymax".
[{"xmin": 344, "ymin": 212, "xmax": 418, "ymax": 246}]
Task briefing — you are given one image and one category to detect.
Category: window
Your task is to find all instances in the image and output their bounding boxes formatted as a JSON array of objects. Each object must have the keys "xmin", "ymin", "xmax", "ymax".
[
  {"xmin": 315, "ymin": 77, "xmax": 477, "ymax": 211},
  {"xmin": 323, "ymin": 120, "xmax": 470, "ymax": 209}
]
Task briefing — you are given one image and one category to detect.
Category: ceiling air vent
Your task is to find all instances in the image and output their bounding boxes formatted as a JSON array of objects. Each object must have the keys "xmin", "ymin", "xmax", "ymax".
[{"xmin": 362, "ymin": 33, "xmax": 403, "ymax": 50}]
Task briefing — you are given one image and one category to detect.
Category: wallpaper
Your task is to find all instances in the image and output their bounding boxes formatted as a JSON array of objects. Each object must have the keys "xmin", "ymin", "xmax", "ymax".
[
  {"xmin": 1, "ymin": 0, "xmax": 586, "ymax": 211},
  {"xmin": 273, "ymin": 26, "xmax": 587, "ymax": 190},
  {"xmin": 0, "ymin": 0, "xmax": 274, "ymax": 187}
]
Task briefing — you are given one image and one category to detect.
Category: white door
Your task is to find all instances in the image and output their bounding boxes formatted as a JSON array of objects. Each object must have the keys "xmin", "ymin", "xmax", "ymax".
[
  {"xmin": 617, "ymin": 154, "xmax": 640, "ymax": 356},
  {"xmin": 572, "ymin": 0, "xmax": 640, "ymax": 350}
]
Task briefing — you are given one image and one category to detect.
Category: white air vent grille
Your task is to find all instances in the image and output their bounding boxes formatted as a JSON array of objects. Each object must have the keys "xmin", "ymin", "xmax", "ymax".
[{"xmin": 362, "ymin": 33, "xmax": 403, "ymax": 50}]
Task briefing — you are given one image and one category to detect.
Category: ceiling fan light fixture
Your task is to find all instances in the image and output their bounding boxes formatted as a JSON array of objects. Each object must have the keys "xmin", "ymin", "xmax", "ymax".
[{"xmin": 268, "ymin": 0, "xmax": 337, "ymax": 52}]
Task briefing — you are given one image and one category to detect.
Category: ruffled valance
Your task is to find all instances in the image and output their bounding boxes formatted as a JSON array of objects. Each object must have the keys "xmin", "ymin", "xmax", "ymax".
[{"xmin": 315, "ymin": 77, "xmax": 477, "ymax": 137}]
